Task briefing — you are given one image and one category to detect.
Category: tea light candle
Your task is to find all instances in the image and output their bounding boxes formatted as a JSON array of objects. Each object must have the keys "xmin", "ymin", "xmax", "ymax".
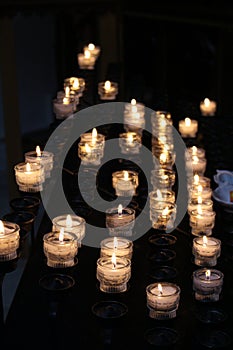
[
  {"xmin": 150, "ymin": 201, "xmax": 177, "ymax": 231},
  {"xmin": 52, "ymin": 214, "xmax": 86, "ymax": 247},
  {"xmin": 98, "ymin": 80, "xmax": 118, "ymax": 100},
  {"xmin": 179, "ymin": 117, "xmax": 198, "ymax": 138},
  {"xmin": 119, "ymin": 132, "xmax": 142, "ymax": 154},
  {"xmin": 100, "ymin": 236, "xmax": 133, "ymax": 260},
  {"xmin": 112, "ymin": 170, "xmax": 139, "ymax": 197},
  {"xmin": 192, "ymin": 235, "xmax": 221, "ymax": 266},
  {"xmin": 187, "ymin": 196, "xmax": 213, "ymax": 216},
  {"xmin": 25, "ymin": 145, "xmax": 54, "ymax": 179},
  {"xmin": 77, "ymin": 49, "xmax": 96, "ymax": 70},
  {"xmin": 193, "ymin": 268, "xmax": 223, "ymax": 302},
  {"xmin": 53, "ymin": 96, "xmax": 75, "ymax": 119},
  {"xmin": 80, "ymin": 128, "xmax": 105, "ymax": 150},
  {"xmin": 78, "ymin": 142, "xmax": 103, "ymax": 166},
  {"xmin": 200, "ymin": 98, "xmax": 217, "ymax": 116},
  {"xmin": 150, "ymin": 168, "xmax": 176, "ymax": 190},
  {"xmin": 14, "ymin": 162, "xmax": 45, "ymax": 192},
  {"xmin": 96, "ymin": 252, "xmax": 131, "ymax": 293},
  {"xmin": 124, "ymin": 99, "xmax": 145, "ymax": 115},
  {"xmin": 186, "ymin": 146, "xmax": 206, "ymax": 160},
  {"xmin": 146, "ymin": 282, "xmax": 181, "ymax": 319},
  {"xmin": 186, "ymin": 155, "xmax": 207, "ymax": 176},
  {"xmin": 64, "ymin": 77, "xmax": 85, "ymax": 97},
  {"xmin": 188, "ymin": 174, "xmax": 211, "ymax": 190},
  {"xmin": 153, "ymin": 150, "xmax": 176, "ymax": 170},
  {"xmin": 43, "ymin": 228, "xmax": 78, "ymax": 268},
  {"xmin": 0, "ymin": 220, "xmax": 20, "ymax": 261},
  {"xmin": 106, "ymin": 204, "xmax": 135, "ymax": 237},
  {"xmin": 189, "ymin": 184, "xmax": 212, "ymax": 201},
  {"xmin": 149, "ymin": 189, "xmax": 176, "ymax": 206},
  {"xmin": 83, "ymin": 43, "xmax": 101, "ymax": 59},
  {"xmin": 189, "ymin": 206, "xmax": 216, "ymax": 236}
]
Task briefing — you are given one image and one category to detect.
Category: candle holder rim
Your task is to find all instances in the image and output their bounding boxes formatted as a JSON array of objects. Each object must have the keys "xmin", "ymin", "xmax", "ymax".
[
  {"xmin": 100, "ymin": 236, "xmax": 133, "ymax": 248},
  {"xmin": 43, "ymin": 231, "xmax": 77, "ymax": 243},
  {"xmin": 0, "ymin": 220, "xmax": 20, "ymax": 234},
  {"xmin": 52, "ymin": 214, "xmax": 86, "ymax": 225},
  {"xmin": 10, "ymin": 196, "xmax": 41, "ymax": 209},
  {"xmin": 97, "ymin": 256, "xmax": 131, "ymax": 269},
  {"xmin": 193, "ymin": 236, "xmax": 221, "ymax": 246},
  {"xmin": 14, "ymin": 161, "xmax": 43, "ymax": 171},
  {"xmin": 24, "ymin": 150, "xmax": 54, "ymax": 158},
  {"xmin": 146, "ymin": 281, "xmax": 181, "ymax": 296},
  {"xmin": 2, "ymin": 211, "xmax": 36, "ymax": 225},
  {"xmin": 193, "ymin": 268, "xmax": 224, "ymax": 280},
  {"xmin": 105, "ymin": 206, "xmax": 135, "ymax": 216}
]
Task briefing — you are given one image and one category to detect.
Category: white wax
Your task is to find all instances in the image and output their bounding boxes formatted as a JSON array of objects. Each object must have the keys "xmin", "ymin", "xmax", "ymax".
[{"xmin": 193, "ymin": 237, "xmax": 221, "ymax": 257}]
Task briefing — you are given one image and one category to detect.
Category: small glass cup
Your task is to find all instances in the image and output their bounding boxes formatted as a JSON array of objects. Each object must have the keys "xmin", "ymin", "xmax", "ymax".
[
  {"xmin": 14, "ymin": 162, "xmax": 45, "ymax": 192},
  {"xmin": 150, "ymin": 168, "xmax": 176, "ymax": 190},
  {"xmin": 119, "ymin": 132, "xmax": 142, "ymax": 154},
  {"xmin": 106, "ymin": 206, "xmax": 135, "ymax": 237},
  {"xmin": 150, "ymin": 201, "xmax": 177, "ymax": 231},
  {"xmin": 52, "ymin": 214, "xmax": 86, "ymax": 247},
  {"xmin": 100, "ymin": 237, "xmax": 133, "ymax": 260},
  {"xmin": 112, "ymin": 170, "xmax": 139, "ymax": 197},
  {"xmin": 189, "ymin": 209, "xmax": 216, "ymax": 236},
  {"xmin": 193, "ymin": 268, "xmax": 223, "ymax": 302},
  {"xmin": 98, "ymin": 81, "xmax": 118, "ymax": 100},
  {"xmin": 0, "ymin": 221, "xmax": 20, "ymax": 261},
  {"xmin": 192, "ymin": 236, "xmax": 221, "ymax": 266}
]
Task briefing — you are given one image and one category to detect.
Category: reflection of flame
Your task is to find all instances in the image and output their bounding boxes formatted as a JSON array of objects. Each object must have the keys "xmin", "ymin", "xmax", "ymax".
[
  {"xmin": 162, "ymin": 207, "xmax": 169, "ymax": 216},
  {"xmin": 112, "ymin": 252, "xmax": 117, "ymax": 269},
  {"xmin": 156, "ymin": 189, "xmax": 162, "ymax": 200},
  {"xmin": 205, "ymin": 269, "xmax": 211, "ymax": 280},
  {"xmin": 197, "ymin": 196, "xmax": 202, "ymax": 204},
  {"xmin": 160, "ymin": 153, "xmax": 167, "ymax": 163},
  {"xmin": 36, "ymin": 145, "xmax": 41, "ymax": 157},
  {"xmin": 113, "ymin": 237, "xmax": 118, "ymax": 249},
  {"xmin": 59, "ymin": 228, "xmax": 64, "ymax": 242},
  {"xmin": 73, "ymin": 78, "xmax": 79, "ymax": 89},
  {"xmin": 65, "ymin": 86, "xmax": 70, "ymax": 97},
  {"xmin": 66, "ymin": 214, "xmax": 73, "ymax": 228},
  {"xmin": 158, "ymin": 283, "xmax": 163, "ymax": 295},
  {"xmin": 132, "ymin": 105, "xmax": 138, "ymax": 113},
  {"xmin": 0, "ymin": 220, "xmax": 4, "ymax": 234},
  {"xmin": 204, "ymin": 98, "xmax": 210, "ymax": 106},
  {"xmin": 118, "ymin": 204, "xmax": 123, "ymax": 216},
  {"xmin": 197, "ymin": 185, "xmax": 203, "ymax": 193},
  {"xmin": 85, "ymin": 143, "xmax": 91, "ymax": 153},
  {"xmin": 203, "ymin": 235, "xmax": 208, "ymax": 246},
  {"xmin": 197, "ymin": 206, "xmax": 203, "ymax": 215},
  {"xmin": 192, "ymin": 146, "xmax": 197, "ymax": 155},
  {"xmin": 127, "ymin": 133, "xmax": 134, "ymax": 144},
  {"xmin": 192, "ymin": 155, "xmax": 199, "ymax": 164},
  {"xmin": 84, "ymin": 49, "xmax": 91, "ymax": 58}
]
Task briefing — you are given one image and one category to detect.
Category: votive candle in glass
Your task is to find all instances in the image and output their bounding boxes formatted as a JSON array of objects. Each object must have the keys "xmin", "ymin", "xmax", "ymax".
[
  {"xmin": 124, "ymin": 99, "xmax": 145, "ymax": 115},
  {"xmin": 186, "ymin": 155, "xmax": 207, "ymax": 176},
  {"xmin": 64, "ymin": 77, "xmax": 85, "ymax": 97},
  {"xmin": 179, "ymin": 117, "xmax": 198, "ymax": 138},
  {"xmin": 83, "ymin": 43, "xmax": 101, "ymax": 59},
  {"xmin": 100, "ymin": 236, "xmax": 133, "ymax": 260},
  {"xmin": 149, "ymin": 189, "xmax": 176, "ymax": 206},
  {"xmin": 52, "ymin": 214, "xmax": 86, "ymax": 247},
  {"xmin": 189, "ymin": 184, "xmax": 212, "ymax": 201},
  {"xmin": 96, "ymin": 252, "xmax": 131, "ymax": 293},
  {"xmin": 153, "ymin": 150, "xmax": 176, "ymax": 170},
  {"xmin": 150, "ymin": 201, "xmax": 177, "ymax": 231},
  {"xmin": 53, "ymin": 96, "xmax": 75, "ymax": 119},
  {"xmin": 98, "ymin": 80, "xmax": 118, "ymax": 100},
  {"xmin": 193, "ymin": 268, "xmax": 223, "ymax": 302},
  {"xmin": 43, "ymin": 229, "xmax": 78, "ymax": 268},
  {"xmin": 112, "ymin": 170, "xmax": 139, "ymax": 197},
  {"xmin": 119, "ymin": 132, "xmax": 142, "ymax": 154},
  {"xmin": 106, "ymin": 204, "xmax": 135, "ymax": 237},
  {"xmin": 192, "ymin": 235, "xmax": 221, "ymax": 266},
  {"xmin": 186, "ymin": 146, "xmax": 206, "ymax": 160},
  {"xmin": 187, "ymin": 174, "xmax": 211, "ymax": 190},
  {"xmin": 0, "ymin": 220, "xmax": 20, "ymax": 261},
  {"xmin": 150, "ymin": 168, "xmax": 176, "ymax": 190},
  {"xmin": 146, "ymin": 282, "xmax": 181, "ymax": 319},
  {"xmin": 187, "ymin": 196, "xmax": 213, "ymax": 216},
  {"xmin": 25, "ymin": 145, "xmax": 54, "ymax": 178},
  {"xmin": 200, "ymin": 98, "xmax": 217, "ymax": 117},
  {"xmin": 189, "ymin": 207, "xmax": 216, "ymax": 236},
  {"xmin": 77, "ymin": 49, "xmax": 96, "ymax": 70},
  {"xmin": 14, "ymin": 162, "xmax": 45, "ymax": 192}
]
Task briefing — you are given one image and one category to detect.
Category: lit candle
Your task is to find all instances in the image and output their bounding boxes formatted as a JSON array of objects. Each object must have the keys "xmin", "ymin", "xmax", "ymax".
[
  {"xmin": 186, "ymin": 146, "xmax": 206, "ymax": 160},
  {"xmin": 80, "ymin": 128, "xmax": 105, "ymax": 149},
  {"xmin": 98, "ymin": 80, "xmax": 118, "ymax": 100},
  {"xmin": 193, "ymin": 268, "xmax": 223, "ymax": 302},
  {"xmin": 112, "ymin": 170, "xmax": 139, "ymax": 197},
  {"xmin": 25, "ymin": 145, "xmax": 54, "ymax": 179},
  {"xmin": 43, "ymin": 228, "xmax": 78, "ymax": 268},
  {"xmin": 14, "ymin": 162, "xmax": 45, "ymax": 192},
  {"xmin": 119, "ymin": 132, "xmax": 142, "ymax": 154},
  {"xmin": 124, "ymin": 99, "xmax": 145, "ymax": 115},
  {"xmin": 150, "ymin": 168, "xmax": 176, "ymax": 190},
  {"xmin": 77, "ymin": 49, "xmax": 96, "ymax": 70},
  {"xmin": 189, "ymin": 184, "xmax": 212, "ymax": 201},
  {"xmin": 146, "ymin": 282, "xmax": 181, "ymax": 319},
  {"xmin": 149, "ymin": 189, "xmax": 176, "ymax": 205},
  {"xmin": 186, "ymin": 155, "xmax": 207, "ymax": 176},
  {"xmin": 192, "ymin": 235, "xmax": 221, "ymax": 266},
  {"xmin": 78, "ymin": 129, "xmax": 105, "ymax": 165},
  {"xmin": 189, "ymin": 205, "xmax": 216, "ymax": 236},
  {"xmin": 53, "ymin": 95, "xmax": 75, "ymax": 119},
  {"xmin": 105, "ymin": 204, "xmax": 135, "ymax": 237},
  {"xmin": 188, "ymin": 174, "xmax": 211, "ymax": 190},
  {"xmin": 150, "ymin": 201, "xmax": 177, "ymax": 231},
  {"xmin": 100, "ymin": 236, "xmax": 133, "ymax": 260},
  {"xmin": 200, "ymin": 97, "xmax": 217, "ymax": 116},
  {"xmin": 52, "ymin": 214, "xmax": 86, "ymax": 247},
  {"xmin": 187, "ymin": 195, "xmax": 213, "ymax": 216},
  {"xmin": 83, "ymin": 43, "xmax": 101, "ymax": 58},
  {"xmin": 96, "ymin": 252, "xmax": 131, "ymax": 293},
  {"xmin": 154, "ymin": 150, "xmax": 176, "ymax": 170},
  {"xmin": 64, "ymin": 77, "xmax": 85, "ymax": 97},
  {"xmin": 0, "ymin": 220, "xmax": 20, "ymax": 261},
  {"xmin": 178, "ymin": 117, "xmax": 198, "ymax": 138}
]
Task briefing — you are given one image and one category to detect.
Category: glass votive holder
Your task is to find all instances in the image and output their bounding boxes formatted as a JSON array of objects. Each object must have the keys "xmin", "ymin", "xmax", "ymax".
[
  {"xmin": 25, "ymin": 148, "xmax": 54, "ymax": 179},
  {"xmin": 119, "ymin": 132, "xmax": 142, "ymax": 154},
  {"xmin": 150, "ymin": 201, "xmax": 177, "ymax": 231},
  {"xmin": 3, "ymin": 211, "xmax": 35, "ymax": 235},
  {"xmin": 96, "ymin": 255, "xmax": 131, "ymax": 293},
  {"xmin": 106, "ymin": 206, "xmax": 135, "ymax": 237},
  {"xmin": 80, "ymin": 129, "xmax": 105, "ymax": 157},
  {"xmin": 52, "ymin": 214, "xmax": 86, "ymax": 247},
  {"xmin": 53, "ymin": 97, "xmax": 75, "ymax": 119},
  {"xmin": 192, "ymin": 235, "xmax": 221, "ymax": 266},
  {"xmin": 14, "ymin": 162, "xmax": 45, "ymax": 192},
  {"xmin": 178, "ymin": 117, "xmax": 198, "ymax": 138},
  {"xmin": 43, "ymin": 230, "xmax": 78, "ymax": 268},
  {"xmin": 10, "ymin": 196, "xmax": 41, "ymax": 215},
  {"xmin": 146, "ymin": 282, "xmax": 181, "ymax": 320},
  {"xmin": 77, "ymin": 50, "xmax": 96, "ymax": 70},
  {"xmin": 189, "ymin": 209, "xmax": 216, "ymax": 236},
  {"xmin": 152, "ymin": 150, "xmax": 176, "ymax": 169},
  {"xmin": 100, "ymin": 237, "xmax": 133, "ymax": 260},
  {"xmin": 64, "ymin": 77, "xmax": 85, "ymax": 97},
  {"xmin": 151, "ymin": 110, "xmax": 173, "ymax": 125},
  {"xmin": 0, "ymin": 220, "xmax": 20, "ymax": 261},
  {"xmin": 193, "ymin": 268, "xmax": 223, "ymax": 302},
  {"xmin": 149, "ymin": 189, "xmax": 176, "ymax": 206},
  {"xmin": 189, "ymin": 185, "xmax": 212, "ymax": 201},
  {"xmin": 98, "ymin": 80, "xmax": 118, "ymax": 100},
  {"xmin": 200, "ymin": 98, "xmax": 217, "ymax": 116},
  {"xmin": 187, "ymin": 198, "xmax": 213, "ymax": 215},
  {"xmin": 186, "ymin": 146, "xmax": 206, "ymax": 160},
  {"xmin": 78, "ymin": 142, "xmax": 104, "ymax": 166},
  {"xmin": 150, "ymin": 168, "xmax": 176, "ymax": 190},
  {"xmin": 186, "ymin": 156, "xmax": 207, "ymax": 176},
  {"xmin": 124, "ymin": 99, "xmax": 145, "ymax": 114},
  {"xmin": 112, "ymin": 170, "xmax": 139, "ymax": 197},
  {"xmin": 187, "ymin": 174, "xmax": 211, "ymax": 190},
  {"xmin": 83, "ymin": 43, "xmax": 101, "ymax": 59}
]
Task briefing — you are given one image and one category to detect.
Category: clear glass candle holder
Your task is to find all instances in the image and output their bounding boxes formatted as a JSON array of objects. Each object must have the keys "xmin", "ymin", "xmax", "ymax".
[
  {"xmin": 192, "ymin": 236, "xmax": 221, "ymax": 266},
  {"xmin": 124, "ymin": 99, "xmax": 145, "ymax": 114},
  {"xmin": 150, "ymin": 168, "xmax": 176, "ymax": 190},
  {"xmin": 64, "ymin": 77, "xmax": 85, "ymax": 96},
  {"xmin": 189, "ymin": 209, "xmax": 216, "ymax": 236},
  {"xmin": 43, "ymin": 231, "xmax": 78, "ymax": 268},
  {"xmin": 98, "ymin": 81, "xmax": 118, "ymax": 100},
  {"xmin": 106, "ymin": 206, "xmax": 135, "ymax": 237},
  {"xmin": 100, "ymin": 237, "xmax": 133, "ymax": 260},
  {"xmin": 152, "ymin": 149, "xmax": 176, "ymax": 169},
  {"xmin": 77, "ymin": 52, "xmax": 96, "ymax": 70},
  {"xmin": 112, "ymin": 170, "xmax": 139, "ymax": 197},
  {"xmin": 150, "ymin": 201, "xmax": 177, "ymax": 231},
  {"xmin": 200, "ymin": 98, "xmax": 217, "ymax": 116},
  {"xmin": 123, "ymin": 111, "xmax": 145, "ymax": 134},
  {"xmin": 14, "ymin": 162, "xmax": 45, "ymax": 192},
  {"xmin": 78, "ymin": 141, "xmax": 104, "ymax": 166},
  {"xmin": 53, "ymin": 97, "xmax": 75, "ymax": 119},
  {"xmin": 189, "ymin": 186, "xmax": 212, "ymax": 201},
  {"xmin": 83, "ymin": 43, "xmax": 101, "ymax": 59},
  {"xmin": 146, "ymin": 282, "xmax": 181, "ymax": 320},
  {"xmin": 178, "ymin": 118, "xmax": 198, "ymax": 138},
  {"xmin": 186, "ymin": 156, "xmax": 207, "ymax": 176},
  {"xmin": 0, "ymin": 220, "xmax": 20, "ymax": 261},
  {"xmin": 52, "ymin": 214, "xmax": 86, "ymax": 247},
  {"xmin": 187, "ymin": 198, "xmax": 213, "ymax": 215},
  {"xmin": 119, "ymin": 132, "xmax": 142, "ymax": 154},
  {"xmin": 193, "ymin": 268, "xmax": 223, "ymax": 302},
  {"xmin": 96, "ymin": 256, "xmax": 131, "ymax": 293},
  {"xmin": 80, "ymin": 130, "xmax": 105, "ymax": 157},
  {"xmin": 187, "ymin": 174, "xmax": 211, "ymax": 190},
  {"xmin": 186, "ymin": 146, "xmax": 206, "ymax": 160},
  {"xmin": 149, "ymin": 189, "xmax": 176, "ymax": 206},
  {"xmin": 25, "ymin": 150, "xmax": 54, "ymax": 179}
]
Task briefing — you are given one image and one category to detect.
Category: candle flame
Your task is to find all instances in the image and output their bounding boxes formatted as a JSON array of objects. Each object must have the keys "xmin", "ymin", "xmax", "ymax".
[
  {"xmin": 192, "ymin": 155, "xmax": 199, "ymax": 164},
  {"xmin": 194, "ymin": 174, "xmax": 199, "ymax": 185},
  {"xmin": 203, "ymin": 235, "xmax": 208, "ymax": 246},
  {"xmin": 185, "ymin": 117, "xmax": 191, "ymax": 126},
  {"xmin": 197, "ymin": 196, "xmax": 202, "ymax": 204},
  {"xmin": 111, "ymin": 252, "xmax": 117, "ymax": 269},
  {"xmin": 88, "ymin": 43, "xmax": 95, "ymax": 50},
  {"xmin": 162, "ymin": 206, "xmax": 169, "ymax": 216},
  {"xmin": 65, "ymin": 86, "xmax": 70, "ymax": 97},
  {"xmin": 73, "ymin": 78, "xmax": 79, "ymax": 89},
  {"xmin": 131, "ymin": 98, "xmax": 136, "ymax": 105},
  {"xmin": 66, "ymin": 214, "xmax": 73, "ymax": 228},
  {"xmin": 197, "ymin": 205, "xmax": 203, "ymax": 215},
  {"xmin": 59, "ymin": 228, "xmax": 64, "ymax": 242},
  {"xmin": 197, "ymin": 184, "xmax": 203, "ymax": 193},
  {"xmin": 92, "ymin": 128, "xmax": 97, "ymax": 145},
  {"xmin": 205, "ymin": 269, "xmax": 211, "ymax": 280},
  {"xmin": 192, "ymin": 146, "xmax": 197, "ymax": 155},
  {"xmin": 123, "ymin": 170, "xmax": 129, "ymax": 181},
  {"xmin": 0, "ymin": 220, "xmax": 4, "ymax": 234},
  {"xmin": 156, "ymin": 189, "xmax": 162, "ymax": 200},
  {"xmin": 113, "ymin": 236, "xmax": 118, "ymax": 249},
  {"xmin": 158, "ymin": 283, "xmax": 163, "ymax": 295},
  {"xmin": 85, "ymin": 143, "xmax": 91, "ymax": 153},
  {"xmin": 63, "ymin": 97, "xmax": 69, "ymax": 105},
  {"xmin": 127, "ymin": 133, "xmax": 134, "ymax": 144},
  {"xmin": 204, "ymin": 98, "xmax": 210, "ymax": 106},
  {"xmin": 118, "ymin": 204, "xmax": 123, "ymax": 216},
  {"xmin": 104, "ymin": 80, "xmax": 111, "ymax": 91},
  {"xmin": 26, "ymin": 163, "xmax": 31, "ymax": 172},
  {"xmin": 160, "ymin": 153, "xmax": 167, "ymax": 163},
  {"xmin": 36, "ymin": 145, "xmax": 41, "ymax": 157},
  {"xmin": 84, "ymin": 49, "xmax": 91, "ymax": 58}
]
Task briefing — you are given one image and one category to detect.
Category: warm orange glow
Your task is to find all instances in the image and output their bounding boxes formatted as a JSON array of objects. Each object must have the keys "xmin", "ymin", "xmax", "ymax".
[
  {"xmin": 104, "ymin": 80, "xmax": 111, "ymax": 91},
  {"xmin": 0, "ymin": 221, "xmax": 4, "ymax": 234},
  {"xmin": 123, "ymin": 170, "xmax": 129, "ymax": 181},
  {"xmin": 26, "ymin": 163, "xmax": 31, "ymax": 172},
  {"xmin": 63, "ymin": 97, "xmax": 70, "ymax": 105},
  {"xmin": 84, "ymin": 49, "xmax": 91, "ymax": 58}
]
